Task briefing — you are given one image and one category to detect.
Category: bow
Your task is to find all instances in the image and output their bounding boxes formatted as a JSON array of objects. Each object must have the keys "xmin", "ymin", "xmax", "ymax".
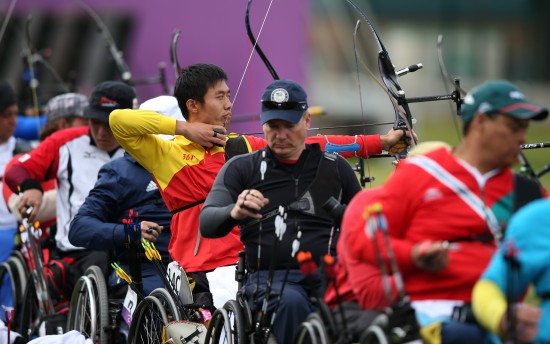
[
  {"xmin": 346, "ymin": 1, "xmax": 465, "ymax": 160},
  {"xmin": 345, "ymin": 0, "xmax": 416, "ymax": 160}
]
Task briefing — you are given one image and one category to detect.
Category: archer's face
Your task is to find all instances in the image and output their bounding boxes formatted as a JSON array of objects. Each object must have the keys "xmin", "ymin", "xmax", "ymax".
[
  {"xmin": 193, "ymin": 80, "xmax": 232, "ymax": 130},
  {"xmin": 479, "ymin": 113, "xmax": 529, "ymax": 168},
  {"xmin": 0, "ymin": 104, "xmax": 17, "ymax": 144},
  {"xmin": 89, "ymin": 118, "xmax": 120, "ymax": 152},
  {"xmin": 262, "ymin": 112, "xmax": 310, "ymax": 160}
]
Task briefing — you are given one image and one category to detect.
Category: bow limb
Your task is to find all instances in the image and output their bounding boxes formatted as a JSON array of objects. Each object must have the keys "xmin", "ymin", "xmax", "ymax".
[
  {"xmin": 170, "ymin": 29, "xmax": 183, "ymax": 78},
  {"xmin": 245, "ymin": 0, "xmax": 279, "ymax": 80},
  {"xmin": 232, "ymin": 0, "xmax": 276, "ymax": 108},
  {"xmin": 0, "ymin": 0, "xmax": 17, "ymax": 47},
  {"xmin": 75, "ymin": 0, "xmax": 134, "ymax": 85},
  {"xmin": 24, "ymin": 15, "xmax": 40, "ymax": 118},
  {"xmin": 437, "ymin": 34, "xmax": 465, "ymax": 141},
  {"xmin": 345, "ymin": 0, "xmax": 417, "ymax": 157}
]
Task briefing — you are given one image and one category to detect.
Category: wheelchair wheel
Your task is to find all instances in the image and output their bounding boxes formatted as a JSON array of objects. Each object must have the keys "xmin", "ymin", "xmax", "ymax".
[
  {"xmin": 16, "ymin": 280, "xmax": 40, "ymax": 341},
  {"xmin": 205, "ymin": 307, "xmax": 232, "ymax": 344},
  {"xmin": 294, "ymin": 320, "xmax": 320, "ymax": 344},
  {"xmin": 222, "ymin": 299, "xmax": 246, "ymax": 344},
  {"xmin": 0, "ymin": 264, "xmax": 16, "ymax": 317},
  {"xmin": 127, "ymin": 295, "xmax": 169, "ymax": 344},
  {"xmin": 0, "ymin": 256, "xmax": 28, "ymax": 320},
  {"xmin": 316, "ymin": 301, "xmax": 338, "ymax": 341},
  {"xmin": 67, "ymin": 266, "xmax": 109, "ymax": 344},
  {"xmin": 8, "ymin": 252, "xmax": 29, "ymax": 304},
  {"xmin": 149, "ymin": 287, "xmax": 182, "ymax": 321},
  {"xmin": 359, "ymin": 324, "xmax": 389, "ymax": 344}
]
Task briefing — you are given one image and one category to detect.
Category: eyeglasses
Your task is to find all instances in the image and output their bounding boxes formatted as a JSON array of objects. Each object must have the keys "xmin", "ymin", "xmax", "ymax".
[{"xmin": 261, "ymin": 100, "xmax": 307, "ymax": 110}]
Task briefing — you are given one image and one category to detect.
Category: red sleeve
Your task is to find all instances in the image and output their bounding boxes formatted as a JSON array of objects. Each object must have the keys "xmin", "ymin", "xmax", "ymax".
[
  {"xmin": 4, "ymin": 127, "xmax": 88, "ymax": 192},
  {"xmin": 243, "ymin": 133, "xmax": 382, "ymax": 157},
  {"xmin": 242, "ymin": 135, "xmax": 267, "ymax": 151},
  {"xmin": 305, "ymin": 134, "xmax": 382, "ymax": 158}
]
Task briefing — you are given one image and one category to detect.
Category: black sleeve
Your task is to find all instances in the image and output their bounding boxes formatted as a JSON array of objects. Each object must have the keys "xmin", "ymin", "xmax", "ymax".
[
  {"xmin": 337, "ymin": 155, "xmax": 362, "ymax": 205},
  {"xmin": 200, "ymin": 156, "xmax": 247, "ymax": 238}
]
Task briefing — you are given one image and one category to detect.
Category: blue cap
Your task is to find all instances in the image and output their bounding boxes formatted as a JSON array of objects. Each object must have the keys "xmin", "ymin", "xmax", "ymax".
[
  {"xmin": 260, "ymin": 80, "xmax": 308, "ymax": 125},
  {"xmin": 460, "ymin": 80, "xmax": 548, "ymax": 123}
]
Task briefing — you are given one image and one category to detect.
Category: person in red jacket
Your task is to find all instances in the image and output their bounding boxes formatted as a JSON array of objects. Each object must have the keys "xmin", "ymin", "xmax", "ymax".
[
  {"xmin": 4, "ymin": 81, "xmax": 134, "ymax": 278},
  {"xmin": 328, "ymin": 80, "xmax": 548, "ymax": 344},
  {"xmin": 3, "ymin": 92, "xmax": 89, "ymax": 230}
]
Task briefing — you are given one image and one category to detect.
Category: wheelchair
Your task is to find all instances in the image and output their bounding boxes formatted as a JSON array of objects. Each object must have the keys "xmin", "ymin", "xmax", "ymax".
[
  {"xmin": 66, "ymin": 265, "xmax": 113, "ymax": 344},
  {"xmin": 202, "ymin": 250, "xmax": 255, "ymax": 344},
  {"xmin": 126, "ymin": 260, "xmax": 203, "ymax": 344},
  {"xmin": 66, "ymin": 247, "xmax": 205, "ymax": 344},
  {"xmin": 294, "ymin": 300, "xmax": 422, "ymax": 344}
]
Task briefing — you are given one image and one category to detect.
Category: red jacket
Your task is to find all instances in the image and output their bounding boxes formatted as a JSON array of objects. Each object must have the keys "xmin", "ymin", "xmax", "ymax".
[{"xmin": 331, "ymin": 147, "xmax": 530, "ymax": 304}]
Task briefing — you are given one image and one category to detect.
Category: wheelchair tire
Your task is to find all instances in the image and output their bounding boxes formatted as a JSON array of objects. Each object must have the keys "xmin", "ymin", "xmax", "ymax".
[
  {"xmin": 359, "ymin": 324, "xmax": 389, "ymax": 344},
  {"xmin": 16, "ymin": 279, "xmax": 40, "ymax": 341},
  {"xmin": 294, "ymin": 320, "xmax": 320, "ymax": 344},
  {"xmin": 223, "ymin": 299, "xmax": 247, "ymax": 344},
  {"xmin": 149, "ymin": 287, "xmax": 182, "ymax": 321},
  {"xmin": 205, "ymin": 307, "xmax": 232, "ymax": 344},
  {"xmin": 8, "ymin": 252, "xmax": 29, "ymax": 304},
  {"xmin": 67, "ymin": 266, "xmax": 109, "ymax": 344},
  {"xmin": 127, "ymin": 295, "xmax": 169, "ymax": 344}
]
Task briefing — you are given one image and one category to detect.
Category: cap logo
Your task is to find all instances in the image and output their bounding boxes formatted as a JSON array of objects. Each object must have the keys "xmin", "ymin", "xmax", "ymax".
[
  {"xmin": 464, "ymin": 94, "xmax": 474, "ymax": 105},
  {"xmin": 477, "ymin": 102, "xmax": 492, "ymax": 113},
  {"xmin": 270, "ymin": 88, "xmax": 289, "ymax": 103},
  {"xmin": 509, "ymin": 90, "xmax": 525, "ymax": 100},
  {"xmin": 99, "ymin": 96, "xmax": 119, "ymax": 108}
]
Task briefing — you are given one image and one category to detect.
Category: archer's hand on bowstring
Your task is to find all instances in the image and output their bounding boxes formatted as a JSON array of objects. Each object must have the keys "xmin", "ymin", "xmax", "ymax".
[
  {"xmin": 381, "ymin": 128, "xmax": 418, "ymax": 156},
  {"xmin": 175, "ymin": 121, "xmax": 227, "ymax": 148},
  {"xmin": 17, "ymin": 188, "xmax": 43, "ymax": 223},
  {"xmin": 140, "ymin": 221, "xmax": 164, "ymax": 242},
  {"xmin": 230, "ymin": 189, "xmax": 270, "ymax": 221}
]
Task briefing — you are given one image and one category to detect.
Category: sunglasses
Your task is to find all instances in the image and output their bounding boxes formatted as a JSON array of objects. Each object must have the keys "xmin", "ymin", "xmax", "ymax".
[{"xmin": 261, "ymin": 100, "xmax": 307, "ymax": 110}]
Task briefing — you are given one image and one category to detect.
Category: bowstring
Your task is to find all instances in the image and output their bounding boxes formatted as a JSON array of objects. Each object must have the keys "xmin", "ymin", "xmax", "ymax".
[{"xmin": 232, "ymin": 0, "xmax": 275, "ymax": 110}]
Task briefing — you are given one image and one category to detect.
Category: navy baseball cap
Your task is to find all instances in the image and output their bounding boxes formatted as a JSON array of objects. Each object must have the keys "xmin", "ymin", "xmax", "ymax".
[
  {"xmin": 83, "ymin": 81, "xmax": 136, "ymax": 123},
  {"xmin": 260, "ymin": 80, "xmax": 308, "ymax": 125},
  {"xmin": 460, "ymin": 80, "xmax": 548, "ymax": 123}
]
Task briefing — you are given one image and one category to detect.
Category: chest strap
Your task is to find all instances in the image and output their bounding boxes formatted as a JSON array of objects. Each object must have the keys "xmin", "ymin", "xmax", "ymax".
[{"xmin": 170, "ymin": 198, "xmax": 206, "ymax": 216}]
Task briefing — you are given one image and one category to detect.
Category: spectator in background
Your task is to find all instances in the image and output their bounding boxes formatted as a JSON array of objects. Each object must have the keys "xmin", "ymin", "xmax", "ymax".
[
  {"xmin": 38, "ymin": 93, "xmax": 89, "ymax": 140},
  {"xmin": 4, "ymin": 81, "xmax": 134, "ymax": 278},
  {"xmin": 0, "ymin": 81, "xmax": 31, "ymax": 262},
  {"xmin": 3, "ymin": 92, "xmax": 90, "ymax": 229}
]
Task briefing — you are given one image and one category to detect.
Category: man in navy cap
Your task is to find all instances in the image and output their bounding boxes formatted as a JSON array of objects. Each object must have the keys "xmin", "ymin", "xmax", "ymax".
[
  {"xmin": 4, "ymin": 80, "xmax": 134, "ymax": 278},
  {"xmin": 200, "ymin": 79, "xmax": 364, "ymax": 343}
]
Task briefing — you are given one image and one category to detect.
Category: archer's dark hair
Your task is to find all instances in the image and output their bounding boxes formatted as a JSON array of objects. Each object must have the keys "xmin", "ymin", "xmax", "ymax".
[{"xmin": 173, "ymin": 63, "xmax": 228, "ymax": 120}]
